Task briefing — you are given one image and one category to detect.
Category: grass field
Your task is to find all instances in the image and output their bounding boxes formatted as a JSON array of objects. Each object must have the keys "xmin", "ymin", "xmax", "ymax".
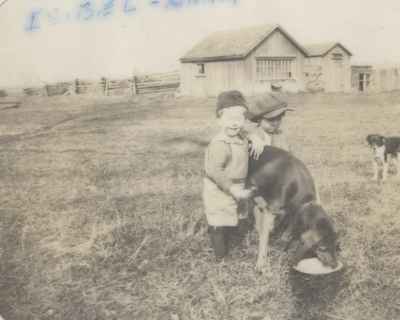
[{"xmin": 1, "ymin": 92, "xmax": 400, "ymax": 320}]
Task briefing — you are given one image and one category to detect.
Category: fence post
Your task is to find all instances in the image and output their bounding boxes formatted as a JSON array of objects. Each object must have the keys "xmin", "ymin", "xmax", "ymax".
[
  {"xmin": 105, "ymin": 78, "xmax": 109, "ymax": 96},
  {"xmin": 72, "ymin": 79, "xmax": 77, "ymax": 95},
  {"xmin": 44, "ymin": 84, "xmax": 49, "ymax": 97},
  {"xmin": 100, "ymin": 78, "xmax": 105, "ymax": 95},
  {"xmin": 131, "ymin": 75, "xmax": 137, "ymax": 96},
  {"xmin": 75, "ymin": 79, "xmax": 80, "ymax": 94}
]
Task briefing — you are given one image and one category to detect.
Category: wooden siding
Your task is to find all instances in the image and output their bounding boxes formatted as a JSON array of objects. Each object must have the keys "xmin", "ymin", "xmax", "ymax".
[
  {"xmin": 303, "ymin": 58, "xmax": 324, "ymax": 92},
  {"xmin": 323, "ymin": 46, "xmax": 351, "ymax": 92},
  {"xmin": 180, "ymin": 30, "xmax": 353, "ymax": 96},
  {"xmin": 359, "ymin": 66, "xmax": 400, "ymax": 93},
  {"xmin": 180, "ymin": 29, "xmax": 307, "ymax": 97},
  {"xmin": 304, "ymin": 46, "xmax": 351, "ymax": 92},
  {"xmin": 246, "ymin": 29, "xmax": 306, "ymax": 95},
  {"xmin": 180, "ymin": 60, "xmax": 247, "ymax": 97}
]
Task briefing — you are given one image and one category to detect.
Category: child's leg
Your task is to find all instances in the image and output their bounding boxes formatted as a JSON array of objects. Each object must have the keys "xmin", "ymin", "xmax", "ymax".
[
  {"xmin": 208, "ymin": 226, "xmax": 228, "ymax": 260},
  {"xmin": 224, "ymin": 225, "xmax": 240, "ymax": 251},
  {"xmin": 237, "ymin": 199, "xmax": 249, "ymax": 219}
]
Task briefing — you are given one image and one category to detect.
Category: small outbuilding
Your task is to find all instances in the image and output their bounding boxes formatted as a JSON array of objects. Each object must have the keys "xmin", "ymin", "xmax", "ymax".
[
  {"xmin": 304, "ymin": 42, "xmax": 352, "ymax": 92},
  {"xmin": 351, "ymin": 65, "xmax": 373, "ymax": 92},
  {"xmin": 180, "ymin": 25, "xmax": 352, "ymax": 96}
]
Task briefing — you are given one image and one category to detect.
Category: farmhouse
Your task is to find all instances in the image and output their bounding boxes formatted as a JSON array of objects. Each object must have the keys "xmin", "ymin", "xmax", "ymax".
[{"xmin": 180, "ymin": 24, "xmax": 352, "ymax": 96}]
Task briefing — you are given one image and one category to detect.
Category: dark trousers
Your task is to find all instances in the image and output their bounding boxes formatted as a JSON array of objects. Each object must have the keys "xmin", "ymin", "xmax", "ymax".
[
  {"xmin": 208, "ymin": 219, "xmax": 254, "ymax": 260},
  {"xmin": 208, "ymin": 225, "xmax": 238, "ymax": 260}
]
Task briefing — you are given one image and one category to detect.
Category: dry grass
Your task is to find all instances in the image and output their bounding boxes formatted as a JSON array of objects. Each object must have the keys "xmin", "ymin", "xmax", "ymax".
[{"xmin": 1, "ymin": 92, "xmax": 400, "ymax": 320}]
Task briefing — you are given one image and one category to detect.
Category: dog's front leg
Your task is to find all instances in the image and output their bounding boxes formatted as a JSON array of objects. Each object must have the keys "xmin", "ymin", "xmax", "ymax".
[
  {"xmin": 254, "ymin": 202, "xmax": 274, "ymax": 274},
  {"xmin": 395, "ymin": 154, "xmax": 400, "ymax": 178},
  {"xmin": 372, "ymin": 160, "xmax": 379, "ymax": 181},
  {"xmin": 382, "ymin": 161, "xmax": 389, "ymax": 181}
]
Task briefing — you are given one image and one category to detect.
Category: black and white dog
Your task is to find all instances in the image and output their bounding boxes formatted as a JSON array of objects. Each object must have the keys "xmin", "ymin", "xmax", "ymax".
[{"xmin": 366, "ymin": 134, "xmax": 400, "ymax": 181}]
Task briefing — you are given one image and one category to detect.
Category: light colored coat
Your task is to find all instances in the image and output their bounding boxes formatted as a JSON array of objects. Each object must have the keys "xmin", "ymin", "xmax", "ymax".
[{"xmin": 203, "ymin": 131, "xmax": 249, "ymax": 227}]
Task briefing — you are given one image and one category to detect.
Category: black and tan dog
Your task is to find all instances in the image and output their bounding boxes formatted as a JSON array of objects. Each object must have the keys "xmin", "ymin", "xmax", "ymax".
[
  {"xmin": 248, "ymin": 146, "xmax": 338, "ymax": 273},
  {"xmin": 366, "ymin": 134, "xmax": 400, "ymax": 181},
  {"xmin": 171, "ymin": 137, "xmax": 339, "ymax": 273}
]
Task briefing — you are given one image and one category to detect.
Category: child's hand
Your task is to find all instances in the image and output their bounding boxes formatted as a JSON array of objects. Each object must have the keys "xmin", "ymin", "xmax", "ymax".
[
  {"xmin": 229, "ymin": 185, "xmax": 255, "ymax": 200},
  {"xmin": 248, "ymin": 134, "xmax": 265, "ymax": 160}
]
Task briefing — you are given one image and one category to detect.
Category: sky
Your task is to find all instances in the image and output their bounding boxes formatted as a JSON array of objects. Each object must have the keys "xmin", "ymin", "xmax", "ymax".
[{"xmin": 1, "ymin": 0, "xmax": 400, "ymax": 87}]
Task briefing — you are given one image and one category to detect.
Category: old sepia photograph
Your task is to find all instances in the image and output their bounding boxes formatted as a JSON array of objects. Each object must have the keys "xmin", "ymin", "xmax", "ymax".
[{"xmin": 0, "ymin": 0, "xmax": 400, "ymax": 319}]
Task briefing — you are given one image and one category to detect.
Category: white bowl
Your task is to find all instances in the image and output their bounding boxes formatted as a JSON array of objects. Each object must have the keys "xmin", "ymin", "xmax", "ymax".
[{"xmin": 293, "ymin": 257, "xmax": 344, "ymax": 275}]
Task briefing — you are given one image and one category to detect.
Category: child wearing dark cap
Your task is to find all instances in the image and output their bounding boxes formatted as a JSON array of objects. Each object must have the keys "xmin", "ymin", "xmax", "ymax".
[
  {"xmin": 203, "ymin": 90, "xmax": 256, "ymax": 261},
  {"xmin": 247, "ymin": 94, "xmax": 294, "ymax": 152}
]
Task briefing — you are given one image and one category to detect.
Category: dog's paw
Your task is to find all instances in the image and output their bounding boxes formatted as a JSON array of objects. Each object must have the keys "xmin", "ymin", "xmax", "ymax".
[
  {"xmin": 255, "ymin": 259, "xmax": 265, "ymax": 273},
  {"xmin": 255, "ymin": 259, "xmax": 272, "ymax": 276}
]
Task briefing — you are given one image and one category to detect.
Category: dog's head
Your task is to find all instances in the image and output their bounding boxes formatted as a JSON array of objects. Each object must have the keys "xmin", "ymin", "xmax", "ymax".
[
  {"xmin": 366, "ymin": 134, "xmax": 386, "ymax": 161},
  {"xmin": 366, "ymin": 134, "xmax": 385, "ymax": 148},
  {"xmin": 293, "ymin": 205, "xmax": 339, "ymax": 269}
]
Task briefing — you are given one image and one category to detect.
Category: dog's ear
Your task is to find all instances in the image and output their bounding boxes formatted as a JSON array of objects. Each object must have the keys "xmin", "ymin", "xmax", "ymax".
[
  {"xmin": 317, "ymin": 218, "xmax": 336, "ymax": 236},
  {"xmin": 366, "ymin": 134, "xmax": 376, "ymax": 146}
]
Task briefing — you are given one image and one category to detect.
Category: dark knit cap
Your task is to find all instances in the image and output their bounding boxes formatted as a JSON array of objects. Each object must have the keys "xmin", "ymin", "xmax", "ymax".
[{"xmin": 216, "ymin": 90, "xmax": 248, "ymax": 117}]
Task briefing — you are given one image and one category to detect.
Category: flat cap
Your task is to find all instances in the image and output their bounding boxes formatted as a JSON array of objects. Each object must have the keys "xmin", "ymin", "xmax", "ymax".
[{"xmin": 248, "ymin": 94, "xmax": 294, "ymax": 121}]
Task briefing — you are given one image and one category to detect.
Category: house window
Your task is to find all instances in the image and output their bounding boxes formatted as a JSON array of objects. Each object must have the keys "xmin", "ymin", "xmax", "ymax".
[
  {"xmin": 197, "ymin": 63, "xmax": 205, "ymax": 75},
  {"xmin": 332, "ymin": 53, "xmax": 343, "ymax": 61},
  {"xmin": 256, "ymin": 57, "xmax": 295, "ymax": 80},
  {"xmin": 358, "ymin": 72, "xmax": 371, "ymax": 92}
]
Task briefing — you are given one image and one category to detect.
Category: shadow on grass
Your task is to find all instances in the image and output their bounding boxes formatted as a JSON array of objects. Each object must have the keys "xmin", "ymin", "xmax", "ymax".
[{"xmin": 289, "ymin": 268, "xmax": 348, "ymax": 320}]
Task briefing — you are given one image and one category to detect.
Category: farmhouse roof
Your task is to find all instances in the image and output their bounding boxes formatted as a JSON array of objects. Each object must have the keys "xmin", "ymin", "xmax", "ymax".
[
  {"xmin": 180, "ymin": 24, "xmax": 308, "ymax": 63},
  {"xmin": 304, "ymin": 42, "xmax": 352, "ymax": 57}
]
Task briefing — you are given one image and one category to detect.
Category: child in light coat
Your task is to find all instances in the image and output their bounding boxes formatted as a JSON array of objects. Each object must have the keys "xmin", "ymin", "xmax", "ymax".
[{"xmin": 203, "ymin": 90, "xmax": 256, "ymax": 260}]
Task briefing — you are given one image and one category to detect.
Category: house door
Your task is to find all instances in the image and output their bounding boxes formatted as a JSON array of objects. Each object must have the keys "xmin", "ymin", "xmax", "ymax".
[
  {"xmin": 332, "ymin": 60, "xmax": 345, "ymax": 92},
  {"xmin": 359, "ymin": 73, "xmax": 364, "ymax": 91}
]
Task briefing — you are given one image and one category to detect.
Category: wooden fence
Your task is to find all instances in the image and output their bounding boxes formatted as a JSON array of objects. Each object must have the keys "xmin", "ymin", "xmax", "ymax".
[
  {"xmin": 135, "ymin": 72, "xmax": 180, "ymax": 95},
  {"xmin": 18, "ymin": 71, "xmax": 180, "ymax": 98}
]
